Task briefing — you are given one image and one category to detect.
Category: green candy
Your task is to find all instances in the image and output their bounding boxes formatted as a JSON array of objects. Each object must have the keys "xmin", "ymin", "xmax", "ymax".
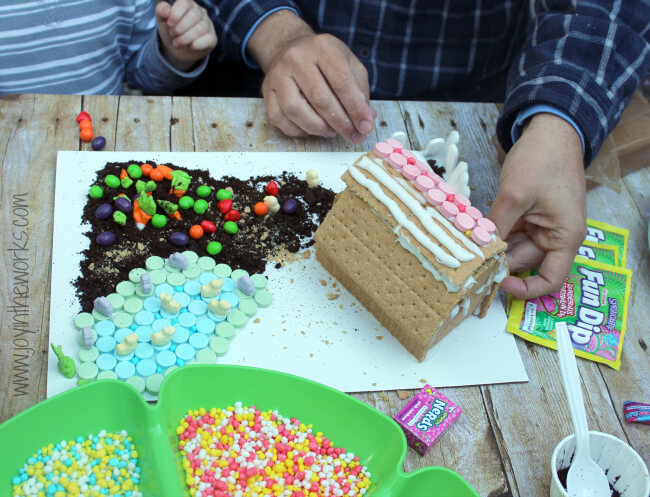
[
  {"xmin": 216, "ymin": 189, "xmax": 232, "ymax": 201},
  {"xmin": 89, "ymin": 185, "xmax": 103, "ymax": 199},
  {"xmin": 105, "ymin": 174, "xmax": 121, "ymax": 188},
  {"xmin": 179, "ymin": 196, "xmax": 194, "ymax": 209},
  {"xmin": 139, "ymin": 194, "xmax": 156, "ymax": 216},
  {"xmin": 120, "ymin": 176, "xmax": 133, "ymax": 189},
  {"xmin": 145, "ymin": 180, "xmax": 157, "ymax": 192},
  {"xmin": 151, "ymin": 214, "xmax": 167, "ymax": 228},
  {"xmin": 193, "ymin": 199, "xmax": 208, "ymax": 215},
  {"xmin": 196, "ymin": 185, "xmax": 212, "ymax": 198},
  {"xmin": 127, "ymin": 164, "xmax": 142, "ymax": 179},
  {"xmin": 113, "ymin": 211, "xmax": 127, "ymax": 225},
  {"xmin": 51, "ymin": 343, "xmax": 76, "ymax": 379},
  {"xmin": 156, "ymin": 199, "xmax": 178, "ymax": 215},
  {"xmin": 206, "ymin": 241, "xmax": 223, "ymax": 255},
  {"xmin": 224, "ymin": 221, "xmax": 238, "ymax": 235}
]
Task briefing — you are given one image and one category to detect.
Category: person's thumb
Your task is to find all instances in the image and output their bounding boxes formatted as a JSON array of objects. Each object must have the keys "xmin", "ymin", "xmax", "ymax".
[{"xmin": 487, "ymin": 187, "xmax": 530, "ymax": 241}]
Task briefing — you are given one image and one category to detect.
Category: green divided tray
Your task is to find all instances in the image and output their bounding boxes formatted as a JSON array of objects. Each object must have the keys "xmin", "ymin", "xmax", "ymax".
[{"xmin": 0, "ymin": 365, "xmax": 480, "ymax": 496}]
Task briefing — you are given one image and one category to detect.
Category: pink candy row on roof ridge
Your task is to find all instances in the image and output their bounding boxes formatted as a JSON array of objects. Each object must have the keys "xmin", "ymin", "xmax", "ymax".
[{"xmin": 372, "ymin": 139, "xmax": 496, "ymax": 247}]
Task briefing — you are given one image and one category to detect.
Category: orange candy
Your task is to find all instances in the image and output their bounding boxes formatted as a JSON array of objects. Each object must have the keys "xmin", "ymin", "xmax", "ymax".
[
  {"xmin": 254, "ymin": 202, "xmax": 269, "ymax": 216},
  {"xmin": 79, "ymin": 119, "xmax": 93, "ymax": 130},
  {"xmin": 79, "ymin": 128, "xmax": 94, "ymax": 142},
  {"xmin": 156, "ymin": 164, "xmax": 174, "ymax": 180},
  {"xmin": 149, "ymin": 169, "xmax": 164, "ymax": 182},
  {"xmin": 189, "ymin": 225, "xmax": 204, "ymax": 240},
  {"xmin": 140, "ymin": 164, "xmax": 153, "ymax": 177}
]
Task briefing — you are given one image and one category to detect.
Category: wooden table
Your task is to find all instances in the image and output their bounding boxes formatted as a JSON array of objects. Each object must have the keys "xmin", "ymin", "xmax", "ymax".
[{"xmin": 1, "ymin": 94, "xmax": 648, "ymax": 497}]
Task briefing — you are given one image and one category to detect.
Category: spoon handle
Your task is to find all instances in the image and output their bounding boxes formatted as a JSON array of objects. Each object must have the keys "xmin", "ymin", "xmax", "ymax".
[{"xmin": 556, "ymin": 322, "xmax": 590, "ymax": 458}]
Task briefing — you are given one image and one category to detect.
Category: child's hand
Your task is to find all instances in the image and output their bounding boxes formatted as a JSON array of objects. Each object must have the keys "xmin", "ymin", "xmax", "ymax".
[{"xmin": 156, "ymin": 0, "xmax": 217, "ymax": 72}]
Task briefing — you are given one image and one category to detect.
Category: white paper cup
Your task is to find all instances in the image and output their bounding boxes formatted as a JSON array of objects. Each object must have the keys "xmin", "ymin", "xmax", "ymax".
[{"xmin": 550, "ymin": 431, "xmax": 649, "ymax": 497}]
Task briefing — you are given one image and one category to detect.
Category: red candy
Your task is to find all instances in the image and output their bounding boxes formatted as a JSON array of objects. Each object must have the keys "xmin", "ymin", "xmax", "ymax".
[
  {"xmin": 76, "ymin": 111, "xmax": 91, "ymax": 123},
  {"xmin": 224, "ymin": 209, "xmax": 241, "ymax": 222},
  {"xmin": 406, "ymin": 157, "xmax": 416, "ymax": 165},
  {"xmin": 200, "ymin": 220, "xmax": 217, "ymax": 234},
  {"xmin": 458, "ymin": 204, "xmax": 466, "ymax": 212},
  {"xmin": 217, "ymin": 199, "xmax": 233, "ymax": 214},
  {"xmin": 446, "ymin": 194, "xmax": 455, "ymax": 202},
  {"xmin": 265, "ymin": 181, "xmax": 279, "ymax": 196}
]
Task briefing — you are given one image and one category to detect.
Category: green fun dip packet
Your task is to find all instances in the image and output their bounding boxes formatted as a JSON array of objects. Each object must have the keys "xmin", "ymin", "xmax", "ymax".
[
  {"xmin": 507, "ymin": 256, "xmax": 632, "ymax": 370},
  {"xmin": 578, "ymin": 240, "xmax": 619, "ymax": 267},
  {"xmin": 585, "ymin": 219, "xmax": 629, "ymax": 267}
]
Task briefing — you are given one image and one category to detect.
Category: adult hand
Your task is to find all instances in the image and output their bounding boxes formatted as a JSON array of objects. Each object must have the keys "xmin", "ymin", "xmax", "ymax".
[
  {"xmin": 247, "ymin": 10, "xmax": 376, "ymax": 144},
  {"xmin": 156, "ymin": 0, "xmax": 217, "ymax": 72},
  {"xmin": 488, "ymin": 113, "xmax": 587, "ymax": 299}
]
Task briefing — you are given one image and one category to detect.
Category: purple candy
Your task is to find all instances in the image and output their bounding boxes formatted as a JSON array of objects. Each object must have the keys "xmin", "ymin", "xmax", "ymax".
[
  {"xmin": 95, "ymin": 203, "xmax": 113, "ymax": 220},
  {"xmin": 96, "ymin": 231, "xmax": 116, "ymax": 246},
  {"xmin": 91, "ymin": 136, "xmax": 106, "ymax": 151},
  {"xmin": 169, "ymin": 231, "xmax": 189, "ymax": 247},
  {"xmin": 114, "ymin": 196, "xmax": 132, "ymax": 213},
  {"xmin": 282, "ymin": 198, "xmax": 298, "ymax": 215}
]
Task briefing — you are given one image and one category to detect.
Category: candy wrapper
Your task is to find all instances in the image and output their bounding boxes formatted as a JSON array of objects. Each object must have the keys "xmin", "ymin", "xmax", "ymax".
[
  {"xmin": 623, "ymin": 401, "xmax": 650, "ymax": 425},
  {"xmin": 507, "ymin": 257, "xmax": 632, "ymax": 370},
  {"xmin": 578, "ymin": 240, "xmax": 619, "ymax": 267},
  {"xmin": 585, "ymin": 219, "xmax": 629, "ymax": 267},
  {"xmin": 393, "ymin": 385, "xmax": 461, "ymax": 455}
]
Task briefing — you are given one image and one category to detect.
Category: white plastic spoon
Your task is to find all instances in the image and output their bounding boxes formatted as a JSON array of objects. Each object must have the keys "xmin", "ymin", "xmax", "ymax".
[{"xmin": 556, "ymin": 322, "xmax": 610, "ymax": 497}]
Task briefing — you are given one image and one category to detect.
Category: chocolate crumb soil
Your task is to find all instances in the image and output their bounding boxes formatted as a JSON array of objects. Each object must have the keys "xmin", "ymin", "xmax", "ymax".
[{"xmin": 75, "ymin": 161, "xmax": 335, "ymax": 312}]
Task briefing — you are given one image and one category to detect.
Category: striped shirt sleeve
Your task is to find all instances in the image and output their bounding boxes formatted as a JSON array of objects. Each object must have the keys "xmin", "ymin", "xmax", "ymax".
[{"xmin": 497, "ymin": 0, "xmax": 650, "ymax": 164}]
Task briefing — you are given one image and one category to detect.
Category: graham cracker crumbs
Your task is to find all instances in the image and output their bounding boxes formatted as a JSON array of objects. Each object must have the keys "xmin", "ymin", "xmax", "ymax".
[
  {"xmin": 380, "ymin": 391, "xmax": 388, "ymax": 401},
  {"xmin": 136, "ymin": 243, "xmax": 145, "ymax": 250},
  {"xmin": 260, "ymin": 232, "xmax": 269, "ymax": 241},
  {"xmin": 375, "ymin": 336, "xmax": 384, "ymax": 340},
  {"xmin": 419, "ymin": 379, "xmax": 427, "ymax": 384},
  {"xmin": 397, "ymin": 390, "xmax": 411, "ymax": 400},
  {"xmin": 327, "ymin": 293, "xmax": 340, "ymax": 300},
  {"xmin": 319, "ymin": 279, "xmax": 327, "ymax": 286},
  {"xmin": 372, "ymin": 383, "xmax": 378, "ymax": 387},
  {"xmin": 301, "ymin": 330, "xmax": 306, "ymax": 335},
  {"xmin": 243, "ymin": 206, "xmax": 251, "ymax": 214},
  {"xmin": 253, "ymin": 318, "xmax": 261, "ymax": 323},
  {"xmin": 309, "ymin": 353, "xmax": 313, "ymax": 357},
  {"xmin": 290, "ymin": 278, "xmax": 294, "ymax": 283}
]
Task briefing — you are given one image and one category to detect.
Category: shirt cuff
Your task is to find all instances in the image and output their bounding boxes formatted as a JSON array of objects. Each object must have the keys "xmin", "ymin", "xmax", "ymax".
[
  {"xmin": 241, "ymin": 6, "xmax": 300, "ymax": 69},
  {"xmin": 511, "ymin": 104, "xmax": 586, "ymax": 157},
  {"xmin": 153, "ymin": 32, "xmax": 210, "ymax": 80}
]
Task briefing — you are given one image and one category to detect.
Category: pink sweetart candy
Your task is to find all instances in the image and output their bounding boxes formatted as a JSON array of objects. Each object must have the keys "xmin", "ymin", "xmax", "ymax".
[
  {"xmin": 373, "ymin": 141, "xmax": 393, "ymax": 158},
  {"xmin": 477, "ymin": 217, "xmax": 497, "ymax": 234},
  {"xmin": 454, "ymin": 212, "xmax": 476, "ymax": 232},
  {"xmin": 426, "ymin": 171, "xmax": 443, "ymax": 185},
  {"xmin": 386, "ymin": 138, "xmax": 403, "ymax": 150},
  {"xmin": 401, "ymin": 163, "xmax": 420, "ymax": 180},
  {"xmin": 437, "ymin": 181, "xmax": 456, "ymax": 196},
  {"xmin": 454, "ymin": 193, "xmax": 471, "ymax": 208},
  {"xmin": 387, "ymin": 152, "xmax": 408, "ymax": 170},
  {"xmin": 471, "ymin": 226, "xmax": 491, "ymax": 246},
  {"xmin": 393, "ymin": 384, "xmax": 462, "ymax": 456},
  {"xmin": 415, "ymin": 160, "xmax": 433, "ymax": 174},
  {"xmin": 425, "ymin": 188, "xmax": 446, "ymax": 206},
  {"xmin": 465, "ymin": 205, "xmax": 483, "ymax": 221},
  {"xmin": 439, "ymin": 201, "xmax": 459, "ymax": 219},
  {"xmin": 414, "ymin": 175, "xmax": 435, "ymax": 192}
]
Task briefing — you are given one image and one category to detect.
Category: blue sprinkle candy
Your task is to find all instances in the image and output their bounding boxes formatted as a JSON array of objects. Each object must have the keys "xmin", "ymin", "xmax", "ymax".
[
  {"xmin": 135, "ymin": 342, "xmax": 154, "ymax": 359},
  {"xmin": 175, "ymin": 343, "xmax": 195, "ymax": 361},
  {"xmin": 196, "ymin": 317, "xmax": 215, "ymax": 335},
  {"xmin": 155, "ymin": 283, "xmax": 174, "ymax": 297},
  {"xmin": 130, "ymin": 324, "xmax": 138, "ymax": 331},
  {"xmin": 135, "ymin": 358, "xmax": 156, "ymax": 376},
  {"xmin": 115, "ymin": 361, "xmax": 136, "ymax": 380},
  {"xmin": 96, "ymin": 354, "xmax": 117, "ymax": 371},
  {"xmin": 130, "ymin": 357, "xmax": 140, "ymax": 365},
  {"xmin": 152, "ymin": 319, "xmax": 171, "ymax": 333},
  {"xmin": 135, "ymin": 325, "xmax": 153, "ymax": 342},
  {"xmin": 134, "ymin": 310, "xmax": 155, "ymax": 326},
  {"xmin": 188, "ymin": 300, "xmax": 208, "ymax": 316},
  {"xmin": 176, "ymin": 358, "xmax": 186, "ymax": 367},
  {"xmin": 95, "ymin": 320, "xmax": 116, "ymax": 337},
  {"xmin": 143, "ymin": 297, "xmax": 161, "ymax": 313},
  {"xmin": 169, "ymin": 344, "xmax": 177, "ymax": 352}
]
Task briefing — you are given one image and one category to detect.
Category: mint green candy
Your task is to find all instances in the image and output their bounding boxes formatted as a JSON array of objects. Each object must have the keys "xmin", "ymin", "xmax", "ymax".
[
  {"xmin": 182, "ymin": 251, "xmax": 199, "ymax": 264},
  {"xmin": 78, "ymin": 362, "xmax": 99, "ymax": 380},
  {"xmin": 164, "ymin": 365, "xmax": 178, "ymax": 376},
  {"xmin": 207, "ymin": 241, "xmax": 222, "ymax": 256},
  {"xmin": 106, "ymin": 293, "xmax": 124, "ymax": 310},
  {"xmin": 89, "ymin": 185, "xmax": 103, "ymax": 199},
  {"xmin": 216, "ymin": 189, "xmax": 232, "ymax": 201},
  {"xmin": 179, "ymin": 196, "xmax": 194, "ymax": 209},
  {"xmin": 123, "ymin": 297, "xmax": 143, "ymax": 314},
  {"xmin": 127, "ymin": 164, "xmax": 142, "ymax": 179},
  {"xmin": 183, "ymin": 264, "xmax": 201, "ymax": 279},
  {"xmin": 214, "ymin": 263, "xmax": 232, "ymax": 278},
  {"xmin": 129, "ymin": 268, "xmax": 148, "ymax": 283},
  {"xmin": 226, "ymin": 309, "xmax": 247, "ymax": 328},
  {"xmin": 197, "ymin": 256, "xmax": 216, "ymax": 271},
  {"xmin": 193, "ymin": 199, "xmax": 208, "ymax": 215},
  {"xmin": 145, "ymin": 373, "xmax": 164, "ymax": 394},
  {"xmin": 224, "ymin": 221, "xmax": 238, "ymax": 235},
  {"xmin": 97, "ymin": 371, "xmax": 118, "ymax": 380},
  {"xmin": 91, "ymin": 309, "xmax": 109, "ymax": 321},
  {"xmin": 167, "ymin": 272, "xmax": 185, "ymax": 287},
  {"xmin": 239, "ymin": 299, "xmax": 258, "ymax": 317},
  {"xmin": 127, "ymin": 376, "xmax": 145, "ymax": 393},
  {"xmin": 78, "ymin": 346, "xmax": 99, "ymax": 363},
  {"xmin": 145, "ymin": 256, "xmax": 164, "ymax": 271},
  {"xmin": 209, "ymin": 336, "xmax": 230, "ymax": 356},
  {"xmin": 105, "ymin": 174, "xmax": 120, "ymax": 188},
  {"xmin": 149, "ymin": 269, "xmax": 167, "ymax": 285},
  {"xmin": 215, "ymin": 322, "xmax": 235, "ymax": 340},
  {"xmin": 196, "ymin": 185, "xmax": 212, "ymax": 198},
  {"xmin": 112, "ymin": 311, "xmax": 133, "ymax": 328},
  {"xmin": 121, "ymin": 177, "xmax": 133, "ymax": 189},
  {"xmin": 152, "ymin": 214, "xmax": 167, "ymax": 228},
  {"xmin": 74, "ymin": 312, "xmax": 95, "ymax": 329},
  {"xmin": 116, "ymin": 280, "xmax": 135, "ymax": 297},
  {"xmin": 230, "ymin": 269, "xmax": 249, "ymax": 281},
  {"xmin": 250, "ymin": 274, "xmax": 268, "ymax": 289},
  {"xmin": 254, "ymin": 289, "xmax": 273, "ymax": 308},
  {"xmin": 196, "ymin": 348, "xmax": 217, "ymax": 364}
]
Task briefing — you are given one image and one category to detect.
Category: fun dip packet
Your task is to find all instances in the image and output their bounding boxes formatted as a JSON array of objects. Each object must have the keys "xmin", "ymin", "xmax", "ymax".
[
  {"xmin": 585, "ymin": 219, "xmax": 629, "ymax": 267},
  {"xmin": 578, "ymin": 240, "xmax": 620, "ymax": 267},
  {"xmin": 507, "ymin": 256, "xmax": 632, "ymax": 370}
]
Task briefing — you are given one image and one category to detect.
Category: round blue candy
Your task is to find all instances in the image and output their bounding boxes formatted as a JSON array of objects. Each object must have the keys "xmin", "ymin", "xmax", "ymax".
[
  {"xmin": 135, "ymin": 342, "xmax": 154, "ymax": 359},
  {"xmin": 152, "ymin": 319, "xmax": 171, "ymax": 333},
  {"xmin": 220, "ymin": 292, "xmax": 239, "ymax": 308},
  {"xmin": 96, "ymin": 231, "xmax": 116, "ymax": 246},
  {"xmin": 156, "ymin": 350, "xmax": 176, "ymax": 368},
  {"xmin": 116, "ymin": 351, "xmax": 134, "ymax": 361},
  {"xmin": 153, "ymin": 342, "xmax": 171, "ymax": 352},
  {"xmin": 96, "ymin": 336, "xmax": 117, "ymax": 354},
  {"xmin": 155, "ymin": 283, "xmax": 175, "ymax": 297},
  {"xmin": 143, "ymin": 297, "xmax": 161, "ymax": 312},
  {"xmin": 221, "ymin": 278, "xmax": 235, "ymax": 292},
  {"xmin": 135, "ymin": 325, "xmax": 153, "ymax": 342},
  {"xmin": 134, "ymin": 310, "xmax": 155, "ymax": 326},
  {"xmin": 207, "ymin": 310, "xmax": 226, "ymax": 323},
  {"xmin": 171, "ymin": 326, "xmax": 190, "ymax": 344},
  {"xmin": 175, "ymin": 343, "xmax": 195, "ymax": 361},
  {"xmin": 114, "ymin": 328, "xmax": 132, "ymax": 344},
  {"xmin": 196, "ymin": 317, "xmax": 215, "ymax": 334},
  {"xmin": 96, "ymin": 354, "xmax": 117, "ymax": 371},
  {"xmin": 198, "ymin": 272, "xmax": 219, "ymax": 285},
  {"xmin": 95, "ymin": 203, "xmax": 113, "ymax": 220},
  {"xmin": 183, "ymin": 280, "xmax": 201, "ymax": 296},
  {"xmin": 135, "ymin": 358, "xmax": 157, "ymax": 376},
  {"xmin": 188, "ymin": 300, "xmax": 207, "ymax": 316},
  {"xmin": 178, "ymin": 312, "xmax": 197, "ymax": 328},
  {"xmin": 115, "ymin": 361, "xmax": 136, "ymax": 380},
  {"xmin": 173, "ymin": 292, "xmax": 191, "ymax": 308},
  {"xmin": 95, "ymin": 320, "xmax": 116, "ymax": 337},
  {"xmin": 189, "ymin": 333, "xmax": 209, "ymax": 350}
]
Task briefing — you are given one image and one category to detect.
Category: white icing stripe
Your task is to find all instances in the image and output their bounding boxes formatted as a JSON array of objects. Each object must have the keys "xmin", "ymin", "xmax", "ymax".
[
  {"xmin": 394, "ymin": 175, "xmax": 426, "ymax": 204},
  {"xmin": 461, "ymin": 297, "xmax": 471, "ymax": 316},
  {"xmin": 356, "ymin": 156, "xmax": 475, "ymax": 263},
  {"xmin": 425, "ymin": 206, "xmax": 485, "ymax": 259},
  {"xmin": 396, "ymin": 234, "xmax": 460, "ymax": 292},
  {"xmin": 349, "ymin": 165, "xmax": 461, "ymax": 268}
]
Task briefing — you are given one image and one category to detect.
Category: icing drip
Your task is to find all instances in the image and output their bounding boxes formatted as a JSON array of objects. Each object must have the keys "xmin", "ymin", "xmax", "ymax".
[
  {"xmin": 449, "ymin": 304, "xmax": 460, "ymax": 320},
  {"xmin": 349, "ymin": 164, "xmax": 462, "ymax": 268},
  {"xmin": 461, "ymin": 297, "xmax": 471, "ymax": 316},
  {"xmin": 494, "ymin": 255, "xmax": 508, "ymax": 283},
  {"xmin": 395, "ymin": 234, "xmax": 460, "ymax": 292},
  {"xmin": 355, "ymin": 156, "xmax": 476, "ymax": 264},
  {"xmin": 425, "ymin": 206, "xmax": 485, "ymax": 259},
  {"xmin": 462, "ymin": 275, "xmax": 477, "ymax": 290}
]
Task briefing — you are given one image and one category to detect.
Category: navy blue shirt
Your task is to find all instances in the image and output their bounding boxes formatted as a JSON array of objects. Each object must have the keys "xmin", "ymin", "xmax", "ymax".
[{"xmin": 202, "ymin": 0, "xmax": 650, "ymax": 163}]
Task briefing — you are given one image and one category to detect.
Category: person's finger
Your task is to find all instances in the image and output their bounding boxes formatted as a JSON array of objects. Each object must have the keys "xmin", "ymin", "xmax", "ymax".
[
  {"xmin": 155, "ymin": 1, "xmax": 172, "ymax": 22},
  {"xmin": 488, "ymin": 186, "xmax": 532, "ymax": 240},
  {"xmin": 503, "ymin": 247, "xmax": 574, "ymax": 299},
  {"xmin": 504, "ymin": 237, "xmax": 545, "ymax": 273},
  {"xmin": 170, "ymin": 5, "xmax": 204, "ymax": 38},
  {"xmin": 274, "ymin": 76, "xmax": 337, "ymax": 137},
  {"xmin": 265, "ymin": 90, "xmax": 309, "ymax": 137},
  {"xmin": 190, "ymin": 31, "xmax": 217, "ymax": 52},
  {"xmin": 167, "ymin": 0, "xmax": 193, "ymax": 28},
  {"xmin": 172, "ymin": 19, "xmax": 208, "ymax": 48}
]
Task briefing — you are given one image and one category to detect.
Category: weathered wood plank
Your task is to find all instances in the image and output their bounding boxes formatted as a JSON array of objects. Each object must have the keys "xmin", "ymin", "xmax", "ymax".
[
  {"xmin": 171, "ymin": 96, "xmax": 195, "ymax": 151},
  {"xmin": 81, "ymin": 95, "xmax": 119, "ymax": 151},
  {"xmin": 115, "ymin": 95, "xmax": 172, "ymax": 151},
  {"xmin": 0, "ymin": 94, "xmax": 81, "ymax": 423}
]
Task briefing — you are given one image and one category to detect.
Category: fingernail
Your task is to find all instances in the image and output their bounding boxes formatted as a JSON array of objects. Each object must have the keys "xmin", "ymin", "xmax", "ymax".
[
  {"xmin": 351, "ymin": 132, "xmax": 364, "ymax": 144},
  {"xmin": 359, "ymin": 120, "xmax": 372, "ymax": 134},
  {"xmin": 325, "ymin": 128, "xmax": 337, "ymax": 137}
]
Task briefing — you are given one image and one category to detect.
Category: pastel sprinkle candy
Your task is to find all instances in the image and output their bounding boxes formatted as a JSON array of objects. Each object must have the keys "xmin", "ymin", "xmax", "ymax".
[
  {"xmin": 159, "ymin": 293, "xmax": 181, "ymax": 314},
  {"xmin": 236, "ymin": 275, "xmax": 256, "ymax": 296},
  {"xmin": 425, "ymin": 188, "xmax": 446, "ymax": 206},
  {"xmin": 168, "ymin": 252, "xmax": 188, "ymax": 270},
  {"xmin": 201, "ymin": 278, "xmax": 223, "ymax": 298},
  {"xmin": 140, "ymin": 273, "xmax": 153, "ymax": 294},
  {"xmin": 116, "ymin": 333, "xmax": 138, "ymax": 356},
  {"xmin": 477, "ymin": 217, "xmax": 497, "ymax": 234},
  {"xmin": 454, "ymin": 212, "xmax": 476, "ymax": 231},
  {"xmin": 80, "ymin": 326, "xmax": 94, "ymax": 349},
  {"xmin": 93, "ymin": 296, "xmax": 113, "ymax": 317},
  {"xmin": 373, "ymin": 141, "xmax": 393, "ymax": 158},
  {"xmin": 471, "ymin": 226, "xmax": 491, "ymax": 246},
  {"xmin": 387, "ymin": 152, "xmax": 407, "ymax": 170},
  {"xmin": 151, "ymin": 325, "xmax": 175, "ymax": 346},
  {"xmin": 208, "ymin": 298, "xmax": 231, "ymax": 316}
]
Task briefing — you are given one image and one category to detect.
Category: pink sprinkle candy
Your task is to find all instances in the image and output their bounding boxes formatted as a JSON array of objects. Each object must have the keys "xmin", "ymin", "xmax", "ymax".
[
  {"xmin": 471, "ymin": 226, "xmax": 491, "ymax": 246},
  {"xmin": 407, "ymin": 157, "xmax": 416, "ymax": 165},
  {"xmin": 414, "ymin": 175, "xmax": 435, "ymax": 192},
  {"xmin": 439, "ymin": 201, "xmax": 459, "ymax": 219},
  {"xmin": 401, "ymin": 163, "xmax": 420, "ymax": 180},
  {"xmin": 437, "ymin": 181, "xmax": 456, "ymax": 196},
  {"xmin": 477, "ymin": 217, "xmax": 497, "ymax": 234},
  {"xmin": 386, "ymin": 138, "xmax": 403, "ymax": 149},
  {"xmin": 426, "ymin": 171, "xmax": 443, "ymax": 185},
  {"xmin": 415, "ymin": 160, "xmax": 432, "ymax": 174},
  {"xmin": 465, "ymin": 205, "xmax": 483, "ymax": 221},
  {"xmin": 425, "ymin": 188, "xmax": 446, "ymax": 206},
  {"xmin": 373, "ymin": 141, "xmax": 393, "ymax": 158},
  {"xmin": 454, "ymin": 193, "xmax": 471, "ymax": 207},
  {"xmin": 387, "ymin": 152, "xmax": 407, "ymax": 170},
  {"xmin": 454, "ymin": 212, "xmax": 476, "ymax": 231}
]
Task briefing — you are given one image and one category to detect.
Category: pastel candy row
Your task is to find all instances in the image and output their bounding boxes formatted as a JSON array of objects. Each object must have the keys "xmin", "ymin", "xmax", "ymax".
[{"xmin": 373, "ymin": 139, "xmax": 496, "ymax": 246}]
